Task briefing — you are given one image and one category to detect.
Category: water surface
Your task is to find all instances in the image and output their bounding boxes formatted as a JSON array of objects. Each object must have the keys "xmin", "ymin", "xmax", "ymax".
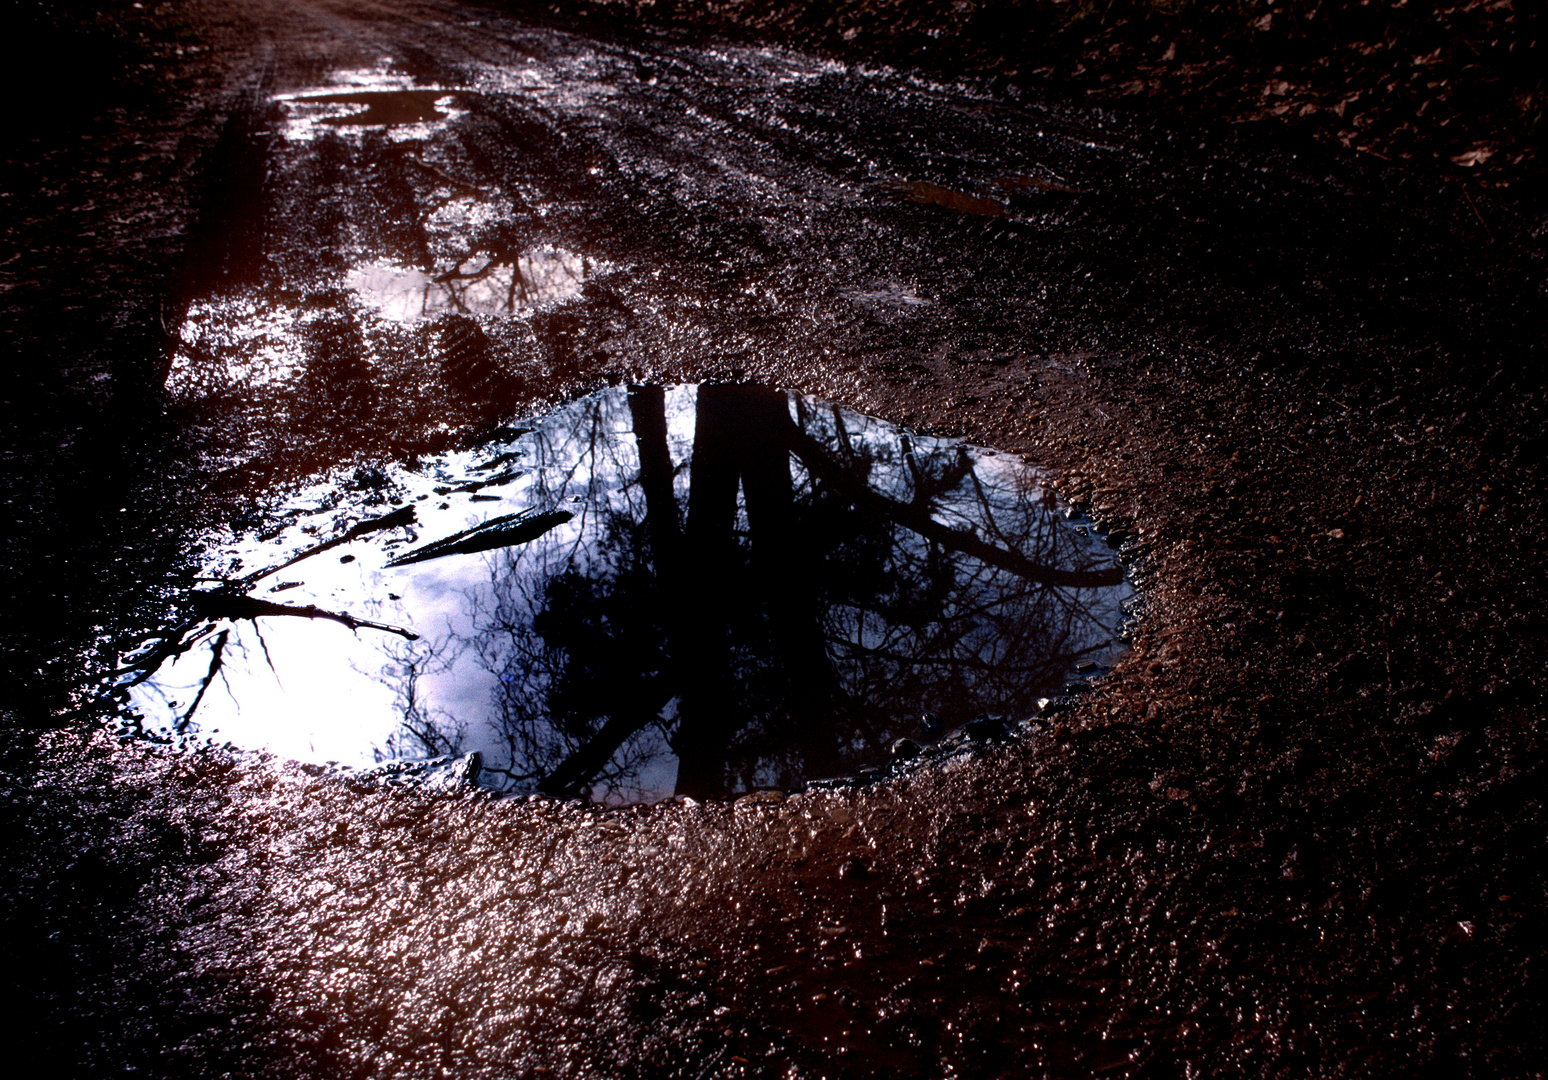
[{"xmin": 121, "ymin": 384, "xmax": 1127, "ymax": 802}]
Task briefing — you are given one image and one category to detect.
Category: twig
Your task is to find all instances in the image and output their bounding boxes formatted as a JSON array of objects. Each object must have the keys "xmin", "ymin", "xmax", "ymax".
[
  {"xmin": 240, "ymin": 505, "xmax": 417, "ymax": 585},
  {"xmin": 1460, "ymin": 182, "xmax": 1495, "ymax": 242},
  {"xmin": 386, "ymin": 508, "xmax": 573, "ymax": 567}
]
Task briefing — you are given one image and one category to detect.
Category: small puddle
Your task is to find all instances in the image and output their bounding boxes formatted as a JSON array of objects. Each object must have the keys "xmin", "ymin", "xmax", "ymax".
[
  {"xmin": 278, "ymin": 77, "xmax": 468, "ymax": 139},
  {"xmin": 306, "ymin": 90, "xmax": 456, "ymax": 127},
  {"xmin": 346, "ymin": 247, "xmax": 598, "ymax": 321},
  {"xmin": 117, "ymin": 385, "xmax": 1130, "ymax": 803}
]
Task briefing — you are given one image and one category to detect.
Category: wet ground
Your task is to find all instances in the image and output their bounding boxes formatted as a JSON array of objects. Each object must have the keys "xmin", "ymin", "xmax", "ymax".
[{"xmin": 1, "ymin": 0, "xmax": 1545, "ymax": 1077}]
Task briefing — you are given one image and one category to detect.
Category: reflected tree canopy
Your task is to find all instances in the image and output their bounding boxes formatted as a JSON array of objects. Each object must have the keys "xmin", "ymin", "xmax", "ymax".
[
  {"xmin": 121, "ymin": 384, "xmax": 1127, "ymax": 803},
  {"xmin": 399, "ymin": 384, "xmax": 1127, "ymax": 802}
]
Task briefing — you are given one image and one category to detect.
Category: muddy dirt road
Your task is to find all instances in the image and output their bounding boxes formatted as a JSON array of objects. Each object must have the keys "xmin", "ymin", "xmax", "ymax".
[{"xmin": 2, "ymin": 0, "xmax": 1544, "ymax": 1076}]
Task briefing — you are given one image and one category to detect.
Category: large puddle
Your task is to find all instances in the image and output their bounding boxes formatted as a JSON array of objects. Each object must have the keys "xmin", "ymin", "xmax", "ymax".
[{"xmin": 118, "ymin": 385, "xmax": 1129, "ymax": 803}]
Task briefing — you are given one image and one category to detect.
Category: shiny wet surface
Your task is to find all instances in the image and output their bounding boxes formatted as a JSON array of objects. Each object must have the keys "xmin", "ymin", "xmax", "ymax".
[
  {"xmin": 121, "ymin": 384, "xmax": 1128, "ymax": 802},
  {"xmin": 3, "ymin": 0, "xmax": 1544, "ymax": 1077},
  {"xmin": 305, "ymin": 89, "xmax": 458, "ymax": 127}
]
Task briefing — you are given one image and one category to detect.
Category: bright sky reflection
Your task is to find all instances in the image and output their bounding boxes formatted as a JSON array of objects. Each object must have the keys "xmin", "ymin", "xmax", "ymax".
[{"xmin": 123, "ymin": 386, "xmax": 1130, "ymax": 803}]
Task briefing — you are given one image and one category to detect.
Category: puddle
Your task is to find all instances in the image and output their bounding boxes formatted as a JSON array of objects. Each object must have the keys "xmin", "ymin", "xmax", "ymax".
[
  {"xmin": 117, "ymin": 386, "xmax": 1130, "ymax": 803},
  {"xmin": 304, "ymin": 90, "xmax": 457, "ymax": 127},
  {"xmin": 346, "ymin": 247, "xmax": 599, "ymax": 321},
  {"xmin": 168, "ymin": 243, "xmax": 605, "ymax": 414},
  {"xmin": 277, "ymin": 72, "xmax": 469, "ymax": 140}
]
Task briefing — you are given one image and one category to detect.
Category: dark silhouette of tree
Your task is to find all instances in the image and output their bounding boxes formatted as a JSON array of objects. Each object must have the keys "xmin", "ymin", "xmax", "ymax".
[
  {"xmin": 462, "ymin": 385, "xmax": 1126, "ymax": 802},
  {"xmin": 117, "ymin": 384, "xmax": 1126, "ymax": 802}
]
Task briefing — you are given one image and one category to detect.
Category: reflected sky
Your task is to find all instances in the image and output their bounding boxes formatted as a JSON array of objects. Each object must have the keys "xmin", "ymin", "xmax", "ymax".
[
  {"xmin": 120, "ymin": 386, "xmax": 1129, "ymax": 803},
  {"xmin": 347, "ymin": 247, "xmax": 599, "ymax": 321},
  {"xmin": 276, "ymin": 68, "xmax": 469, "ymax": 141}
]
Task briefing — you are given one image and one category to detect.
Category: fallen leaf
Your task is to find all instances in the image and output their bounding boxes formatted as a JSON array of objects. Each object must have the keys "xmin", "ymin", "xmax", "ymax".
[
  {"xmin": 1451, "ymin": 145, "xmax": 1496, "ymax": 167},
  {"xmin": 887, "ymin": 180, "xmax": 1007, "ymax": 217}
]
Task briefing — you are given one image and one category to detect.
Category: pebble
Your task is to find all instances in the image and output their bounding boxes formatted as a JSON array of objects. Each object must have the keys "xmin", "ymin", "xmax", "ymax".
[
  {"xmin": 837, "ymin": 857, "xmax": 869, "ymax": 881},
  {"xmin": 734, "ymin": 789, "xmax": 785, "ymax": 807}
]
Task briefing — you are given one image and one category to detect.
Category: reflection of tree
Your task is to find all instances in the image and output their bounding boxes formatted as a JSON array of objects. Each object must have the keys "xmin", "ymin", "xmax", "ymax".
[
  {"xmin": 446, "ymin": 385, "xmax": 1126, "ymax": 804},
  {"xmin": 166, "ymin": 138, "xmax": 592, "ymax": 492},
  {"xmin": 375, "ymin": 637, "xmax": 467, "ymax": 762},
  {"xmin": 470, "ymin": 389, "xmax": 673, "ymax": 797},
  {"xmin": 428, "ymin": 249, "xmax": 591, "ymax": 316}
]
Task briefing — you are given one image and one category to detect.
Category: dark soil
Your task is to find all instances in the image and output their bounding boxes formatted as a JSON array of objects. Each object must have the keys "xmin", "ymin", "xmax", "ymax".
[
  {"xmin": 1, "ymin": 1, "xmax": 1544, "ymax": 1077},
  {"xmin": 566, "ymin": 0, "xmax": 1545, "ymax": 185}
]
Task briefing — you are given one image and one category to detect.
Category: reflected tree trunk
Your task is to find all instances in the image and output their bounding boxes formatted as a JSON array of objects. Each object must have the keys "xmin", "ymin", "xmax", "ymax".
[
  {"xmin": 531, "ymin": 386, "xmax": 687, "ymax": 798},
  {"xmin": 672, "ymin": 384, "xmax": 745, "ymax": 799},
  {"xmin": 628, "ymin": 384, "xmax": 686, "ymax": 571},
  {"xmin": 738, "ymin": 388, "xmax": 840, "ymax": 779},
  {"xmin": 672, "ymin": 385, "xmax": 842, "ymax": 796}
]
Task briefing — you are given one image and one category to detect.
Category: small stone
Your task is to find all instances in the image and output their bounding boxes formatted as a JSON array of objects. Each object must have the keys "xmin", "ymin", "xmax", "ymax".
[
  {"xmin": 837, "ymin": 857, "xmax": 869, "ymax": 880},
  {"xmin": 1076, "ymin": 660, "xmax": 1098, "ymax": 674},
  {"xmin": 890, "ymin": 737, "xmax": 921, "ymax": 760},
  {"xmin": 734, "ymin": 789, "xmax": 785, "ymax": 808}
]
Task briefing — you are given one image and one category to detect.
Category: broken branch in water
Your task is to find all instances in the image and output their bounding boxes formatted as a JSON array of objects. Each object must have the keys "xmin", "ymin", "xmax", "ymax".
[
  {"xmin": 114, "ymin": 619, "xmax": 215, "ymax": 687},
  {"xmin": 242, "ymin": 505, "xmax": 418, "ymax": 585},
  {"xmin": 386, "ymin": 508, "xmax": 573, "ymax": 567},
  {"xmin": 190, "ymin": 592, "xmax": 418, "ymax": 639}
]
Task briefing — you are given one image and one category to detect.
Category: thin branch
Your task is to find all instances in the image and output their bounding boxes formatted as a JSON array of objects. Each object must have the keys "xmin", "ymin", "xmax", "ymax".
[
  {"xmin": 177, "ymin": 629, "xmax": 230, "ymax": 733},
  {"xmin": 787, "ymin": 425, "xmax": 1124, "ymax": 589},
  {"xmin": 387, "ymin": 508, "xmax": 573, "ymax": 567},
  {"xmin": 190, "ymin": 592, "xmax": 419, "ymax": 640}
]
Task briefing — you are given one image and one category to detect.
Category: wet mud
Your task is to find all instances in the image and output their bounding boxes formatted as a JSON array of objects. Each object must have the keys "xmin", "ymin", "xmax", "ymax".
[{"xmin": 1, "ymin": 1, "xmax": 1544, "ymax": 1077}]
